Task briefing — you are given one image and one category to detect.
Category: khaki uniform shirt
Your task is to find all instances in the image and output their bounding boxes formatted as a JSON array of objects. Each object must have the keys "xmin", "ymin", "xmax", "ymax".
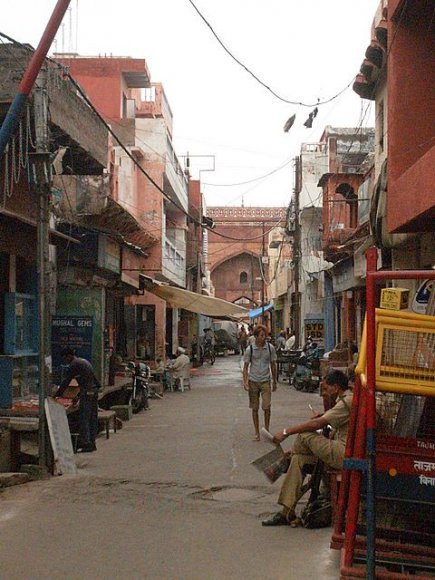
[{"xmin": 322, "ymin": 390, "xmax": 353, "ymax": 444}]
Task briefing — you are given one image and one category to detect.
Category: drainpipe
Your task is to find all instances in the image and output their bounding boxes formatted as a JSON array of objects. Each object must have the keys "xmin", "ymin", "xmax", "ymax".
[{"xmin": 293, "ymin": 157, "xmax": 301, "ymax": 347}]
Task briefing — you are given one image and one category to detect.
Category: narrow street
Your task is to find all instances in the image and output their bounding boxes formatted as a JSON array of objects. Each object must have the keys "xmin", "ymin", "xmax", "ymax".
[{"xmin": 0, "ymin": 356, "xmax": 339, "ymax": 580}]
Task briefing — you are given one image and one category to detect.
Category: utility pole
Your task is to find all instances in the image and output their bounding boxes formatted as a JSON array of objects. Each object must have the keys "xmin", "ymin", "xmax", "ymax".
[
  {"xmin": 261, "ymin": 220, "xmax": 266, "ymax": 324},
  {"xmin": 31, "ymin": 68, "xmax": 51, "ymax": 468},
  {"xmin": 0, "ymin": 0, "xmax": 72, "ymax": 159},
  {"xmin": 0, "ymin": 0, "xmax": 71, "ymax": 471},
  {"xmin": 293, "ymin": 157, "xmax": 301, "ymax": 348},
  {"xmin": 196, "ymin": 245, "xmax": 202, "ymax": 364}
]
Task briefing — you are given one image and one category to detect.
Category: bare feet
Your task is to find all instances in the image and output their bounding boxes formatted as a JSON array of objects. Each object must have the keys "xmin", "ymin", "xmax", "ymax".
[{"xmin": 252, "ymin": 434, "xmax": 260, "ymax": 441}]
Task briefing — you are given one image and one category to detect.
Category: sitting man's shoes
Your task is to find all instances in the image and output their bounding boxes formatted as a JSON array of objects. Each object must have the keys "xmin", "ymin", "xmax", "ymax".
[{"xmin": 262, "ymin": 512, "xmax": 291, "ymax": 526}]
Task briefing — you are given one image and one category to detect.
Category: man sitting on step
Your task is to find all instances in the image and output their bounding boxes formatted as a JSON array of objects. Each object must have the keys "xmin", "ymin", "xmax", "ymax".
[
  {"xmin": 169, "ymin": 347, "xmax": 191, "ymax": 389},
  {"xmin": 262, "ymin": 370, "xmax": 353, "ymax": 526}
]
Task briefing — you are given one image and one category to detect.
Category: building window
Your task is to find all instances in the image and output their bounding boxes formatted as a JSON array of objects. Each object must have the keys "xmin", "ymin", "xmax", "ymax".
[
  {"xmin": 4, "ymin": 293, "xmax": 38, "ymax": 355},
  {"xmin": 378, "ymin": 100, "xmax": 384, "ymax": 152},
  {"xmin": 240, "ymin": 271, "xmax": 248, "ymax": 284}
]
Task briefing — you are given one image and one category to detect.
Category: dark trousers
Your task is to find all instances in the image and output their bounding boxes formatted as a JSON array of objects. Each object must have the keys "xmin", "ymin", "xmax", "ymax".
[{"xmin": 79, "ymin": 393, "xmax": 98, "ymax": 447}]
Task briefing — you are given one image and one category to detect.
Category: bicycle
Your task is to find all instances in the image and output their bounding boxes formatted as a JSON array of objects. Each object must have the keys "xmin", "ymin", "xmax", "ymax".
[{"xmin": 203, "ymin": 341, "xmax": 216, "ymax": 365}]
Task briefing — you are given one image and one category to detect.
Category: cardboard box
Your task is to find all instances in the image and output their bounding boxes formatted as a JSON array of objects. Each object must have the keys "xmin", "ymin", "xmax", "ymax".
[{"xmin": 380, "ymin": 288, "xmax": 410, "ymax": 311}]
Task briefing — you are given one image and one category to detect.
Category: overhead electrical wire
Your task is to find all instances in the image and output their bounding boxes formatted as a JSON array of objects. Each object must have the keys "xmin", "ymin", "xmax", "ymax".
[
  {"xmin": 64, "ymin": 73, "xmax": 288, "ymax": 242},
  {"xmin": 186, "ymin": 0, "xmax": 353, "ymax": 108},
  {"xmin": 3, "ymin": 6, "xmax": 411, "ymax": 249},
  {"xmin": 203, "ymin": 157, "xmax": 293, "ymax": 187},
  {"xmin": 0, "ymin": 31, "xmax": 287, "ymax": 243}
]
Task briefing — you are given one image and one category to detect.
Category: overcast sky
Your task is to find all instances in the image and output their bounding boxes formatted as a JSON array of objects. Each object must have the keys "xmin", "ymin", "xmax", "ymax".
[{"xmin": 3, "ymin": 0, "xmax": 379, "ymax": 208}]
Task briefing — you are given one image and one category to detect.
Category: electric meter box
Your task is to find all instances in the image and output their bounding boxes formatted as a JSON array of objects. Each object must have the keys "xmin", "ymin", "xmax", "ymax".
[{"xmin": 380, "ymin": 287, "xmax": 410, "ymax": 310}]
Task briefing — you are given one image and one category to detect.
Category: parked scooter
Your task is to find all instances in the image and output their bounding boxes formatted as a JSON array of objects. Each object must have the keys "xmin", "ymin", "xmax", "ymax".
[
  {"xmin": 292, "ymin": 342, "xmax": 321, "ymax": 393},
  {"xmin": 126, "ymin": 361, "xmax": 150, "ymax": 413}
]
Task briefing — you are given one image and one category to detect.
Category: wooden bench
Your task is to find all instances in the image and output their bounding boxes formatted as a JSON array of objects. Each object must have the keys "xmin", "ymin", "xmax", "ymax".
[
  {"xmin": 1, "ymin": 418, "xmax": 39, "ymax": 471},
  {"xmin": 97, "ymin": 410, "xmax": 117, "ymax": 439}
]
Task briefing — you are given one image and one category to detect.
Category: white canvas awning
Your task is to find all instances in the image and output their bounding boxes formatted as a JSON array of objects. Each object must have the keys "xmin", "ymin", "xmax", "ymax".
[{"xmin": 141, "ymin": 277, "xmax": 249, "ymax": 319}]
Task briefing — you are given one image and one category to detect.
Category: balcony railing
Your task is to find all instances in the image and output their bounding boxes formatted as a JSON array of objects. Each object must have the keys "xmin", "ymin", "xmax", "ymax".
[
  {"xmin": 164, "ymin": 139, "xmax": 188, "ymax": 211},
  {"xmin": 162, "ymin": 236, "xmax": 186, "ymax": 287}
]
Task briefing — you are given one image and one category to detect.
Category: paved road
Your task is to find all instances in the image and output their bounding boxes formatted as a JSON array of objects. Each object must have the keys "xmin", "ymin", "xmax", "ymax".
[{"xmin": 0, "ymin": 356, "xmax": 340, "ymax": 580}]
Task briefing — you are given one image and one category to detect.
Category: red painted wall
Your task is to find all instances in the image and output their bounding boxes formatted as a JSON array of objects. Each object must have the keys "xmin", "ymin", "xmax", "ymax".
[
  {"xmin": 59, "ymin": 57, "xmax": 149, "ymax": 120},
  {"xmin": 387, "ymin": 0, "xmax": 435, "ymax": 232},
  {"xmin": 207, "ymin": 207, "xmax": 286, "ymax": 304}
]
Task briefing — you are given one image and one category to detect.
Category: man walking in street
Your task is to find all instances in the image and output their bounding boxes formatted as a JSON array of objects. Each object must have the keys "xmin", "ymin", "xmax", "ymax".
[
  {"xmin": 55, "ymin": 348, "xmax": 101, "ymax": 453},
  {"xmin": 243, "ymin": 324, "xmax": 277, "ymax": 441},
  {"xmin": 238, "ymin": 326, "xmax": 248, "ymax": 354},
  {"xmin": 262, "ymin": 370, "xmax": 353, "ymax": 526}
]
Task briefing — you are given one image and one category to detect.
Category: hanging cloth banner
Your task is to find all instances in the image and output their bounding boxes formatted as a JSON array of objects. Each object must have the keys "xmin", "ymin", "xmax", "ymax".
[
  {"xmin": 248, "ymin": 302, "xmax": 274, "ymax": 319},
  {"xmin": 140, "ymin": 276, "xmax": 249, "ymax": 319}
]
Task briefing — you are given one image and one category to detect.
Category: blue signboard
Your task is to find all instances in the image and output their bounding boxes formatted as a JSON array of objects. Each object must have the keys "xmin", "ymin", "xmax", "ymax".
[{"xmin": 51, "ymin": 316, "xmax": 93, "ymax": 381}]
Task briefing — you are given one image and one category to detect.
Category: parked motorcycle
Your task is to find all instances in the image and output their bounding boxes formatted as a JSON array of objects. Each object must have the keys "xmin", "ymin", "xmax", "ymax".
[
  {"xmin": 292, "ymin": 343, "xmax": 321, "ymax": 393},
  {"xmin": 277, "ymin": 349, "xmax": 301, "ymax": 383},
  {"xmin": 126, "ymin": 361, "xmax": 150, "ymax": 413}
]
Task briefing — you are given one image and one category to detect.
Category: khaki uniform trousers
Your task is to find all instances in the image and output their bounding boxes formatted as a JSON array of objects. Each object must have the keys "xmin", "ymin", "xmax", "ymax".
[{"xmin": 278, "ymin": 432, "xmax": 345, "ymax": 511}]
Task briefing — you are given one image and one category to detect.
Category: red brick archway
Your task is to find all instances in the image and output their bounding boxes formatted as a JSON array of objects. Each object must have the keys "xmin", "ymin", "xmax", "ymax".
[{"xmin": 207, "ymin": 207, "xmax": 286, "ymax": 304}]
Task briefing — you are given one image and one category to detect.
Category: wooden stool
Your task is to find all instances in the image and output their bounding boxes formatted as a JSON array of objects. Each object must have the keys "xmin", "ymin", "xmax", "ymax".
[
  {"xmin": 97, "ymin": 410, "xmax": 117, "ymax": 439},
  {"xmin": 326, "ymin": 468, "xmax": 342, "ymax": 525}
]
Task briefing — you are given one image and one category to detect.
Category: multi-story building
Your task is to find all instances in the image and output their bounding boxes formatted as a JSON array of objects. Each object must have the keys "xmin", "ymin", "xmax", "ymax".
[
  {"xmin": 57, "ymin": 56, "xmax": 190, "ymax": 359},
  {"xmin": 267, "ymin": 226, "xmax": 293, "ymax": 334},
  {"xmin": 291, "ymin": 128, "xmax": 374, "ymax": 351},
  {"xmin": 291, "ymin": 143, "xmax": 329, "ymax": 348},
  {"xmin": 351, "ymin": 0, "xmax": 435, "ymax": 347},
  {"xmin": 0, "ymin": 44, "xmax": 109, "ymax": 403},
  {"xmin": 317, "ymin": 127, "xmax": 374, "ymax": 350},
  {"xmin": 353, "ymin": 0, "xmax": 435, "ymax": 281}
]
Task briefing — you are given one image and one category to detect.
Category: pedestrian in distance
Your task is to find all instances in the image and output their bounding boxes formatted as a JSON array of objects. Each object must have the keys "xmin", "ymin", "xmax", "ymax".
[
  {"xmin": 275, "ymin": 331, "xmax": 286, "ymax": 351},
  {"xmin": 262, "ymin": 370, "xmax": 353, "ymax": 526},
  {"xmin": 243, "ymin": 324, "xmax": 277, "ymax": 441},
  {"xmin": 55, "ymin": 347, "xmax": 101, "ymax": 453},
  {"xmin": 203, "ymin": 327, "xmax": 215, "ymax": 347},
  {"xmin": 238, "ymin": 326, "xmax": 248, "ymax": 354},
  {"xmin": 285, "ymin": 331, "xmax": 296, "ymax": 351}
]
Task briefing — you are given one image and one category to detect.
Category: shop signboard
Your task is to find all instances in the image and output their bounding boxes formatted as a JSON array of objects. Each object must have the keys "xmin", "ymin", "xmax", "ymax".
[
  {"xmin": 304, "ymin": 317, "xmax": 324, "ymax": 343},
  {"xmin": 51, "ymin": 316, "xmax": 93, "ymax": 380},
  {"xmin": 45, "ymin": 397, "xmax": 77, "ymax": 475}
]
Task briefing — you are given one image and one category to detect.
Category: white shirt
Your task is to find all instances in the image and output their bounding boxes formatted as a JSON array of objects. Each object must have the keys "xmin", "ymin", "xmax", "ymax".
[
  {"xmin": 285, "ymin": 335, "xmax": 296, "ymax": 350},
  {"xmin": 170, "ymin": 353, "xmax": 191, "ymax": 379}
]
